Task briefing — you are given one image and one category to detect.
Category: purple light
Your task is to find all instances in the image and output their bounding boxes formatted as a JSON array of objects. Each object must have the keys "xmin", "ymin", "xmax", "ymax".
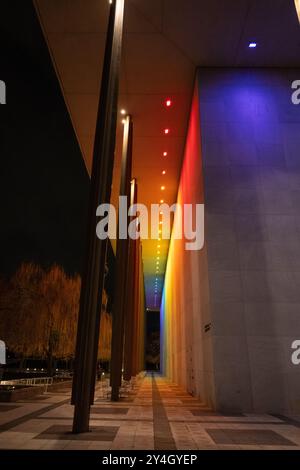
[{"xmin": 249, "ymin": 42, "xmax": 257, "ymax": 48}]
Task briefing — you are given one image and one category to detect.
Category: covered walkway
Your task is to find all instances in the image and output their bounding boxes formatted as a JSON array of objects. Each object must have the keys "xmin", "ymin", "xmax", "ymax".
[{"xmin": 1, "ymin": 375, "xmax": 300, "ymax": 450}]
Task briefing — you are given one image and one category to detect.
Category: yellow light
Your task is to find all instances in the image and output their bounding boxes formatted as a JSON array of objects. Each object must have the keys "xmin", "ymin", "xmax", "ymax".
[
  {"xmin": 120, "ymin": 109, "xmax": 126, "ymax": 115},
  {"xmin": 160, "ymin": 199, "xmax": 164, "ymax": 203},
  {"xmin": 161, "ymin": 186, "xmax": 165, "ymax": 191}
]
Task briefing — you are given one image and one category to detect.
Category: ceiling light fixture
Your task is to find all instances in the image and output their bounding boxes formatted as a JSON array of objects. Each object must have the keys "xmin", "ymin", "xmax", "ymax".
[
  {"xmin": 161, "ymin": 186, "xmax": 165, "ymax": 190},
  {"xmin": 163, "ymin": 152, "xmax": 168, "ymax": 157},
  {"xmin": 164, "ymin": 129, "xmax": 170, "ymax": 135},
  {"xmin": 165, "ymin": 99, "xmax": 172, "ymax": 107},
  {"xmin": 162, "ymin": 170, "xmax": 166, "ymax": 175},
  {"xmin": 248, "ymin": 42, "xmax": 257, "ymax": 48},
  {"xmin": 120, "ymin": 109, "xmax": 126, "ymax": 115}
]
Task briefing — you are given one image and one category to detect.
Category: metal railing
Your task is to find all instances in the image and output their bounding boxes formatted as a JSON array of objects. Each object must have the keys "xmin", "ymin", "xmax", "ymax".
[{"xmin": 0, "ymin": 376, "xmax": 53, "ymax": 391}]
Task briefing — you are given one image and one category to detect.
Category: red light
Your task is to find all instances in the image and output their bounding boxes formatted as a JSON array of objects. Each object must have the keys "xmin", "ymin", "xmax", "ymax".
[
  {"xmin": 164, "ymin": 129, "xmax": 170, "ymax": 135},
  {"xmin": 165, "ymin": 99, "xmax": 172, "ymax": 107},
  {"xmin": 163, "ymin": 151, "xmax": 168, "ymax": 157}
]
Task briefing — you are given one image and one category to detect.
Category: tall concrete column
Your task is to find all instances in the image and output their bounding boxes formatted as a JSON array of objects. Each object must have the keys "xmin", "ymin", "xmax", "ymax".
[
  {"xmin": 72, "ymin": 0, "xmax": 125, "ymax": 433},
  {"xmin": 110, "ymin": 115, "xmax": 133, "ymax": 401}
]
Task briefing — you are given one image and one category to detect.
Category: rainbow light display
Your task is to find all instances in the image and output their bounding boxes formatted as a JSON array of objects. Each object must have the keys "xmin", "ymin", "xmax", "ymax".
[{"xmin": 160, "ymin": 81, "xmax": 204, "ymax": 385}]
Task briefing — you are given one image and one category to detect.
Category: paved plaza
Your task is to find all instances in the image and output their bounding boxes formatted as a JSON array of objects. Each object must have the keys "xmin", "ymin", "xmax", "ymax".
[{"xmin": 1, "ymin": 375, "xmax": 300, "ymax": 450}]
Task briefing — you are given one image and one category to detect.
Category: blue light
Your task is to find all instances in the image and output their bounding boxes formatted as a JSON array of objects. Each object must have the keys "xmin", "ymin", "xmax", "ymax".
[{"xmin": 249, "ymin": 42, "xmax": 257, "ymax": 48}]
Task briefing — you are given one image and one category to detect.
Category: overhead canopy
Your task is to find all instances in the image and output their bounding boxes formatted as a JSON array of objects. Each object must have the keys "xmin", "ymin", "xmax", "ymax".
[{"xmin": 35, "ymin": 0, "xmax": 300, "ymax": 308}]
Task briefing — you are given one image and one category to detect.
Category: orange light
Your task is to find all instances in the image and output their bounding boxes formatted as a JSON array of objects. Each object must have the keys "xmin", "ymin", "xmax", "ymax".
[
  {"xmin": 120, "ymin": 109, "xmax": 126, "ymax": 115},
  {"xmin": 161, "ymin": 186, "xmax": 165, "ymax": 191},
  {"xmin": 160, "ymin": 199, "xmax": 164, "ymax": 204},
  {"xmin": 159, "ymin": 221, "xmax": 162, "ymax": 225},
  {"xmin": 163, "ymin": 152, "xmax": 168, "ymax": 157},
  {"xmin": 164, "ymin": 129, "xmax": 170, "ymax": 135},
  {"xmin": 165, "ymin": 99, "xmax": 172, "ymax": 107},
  {"xmin": 162, "ymin": 170, "xmax": 166, "ymax": 175}
]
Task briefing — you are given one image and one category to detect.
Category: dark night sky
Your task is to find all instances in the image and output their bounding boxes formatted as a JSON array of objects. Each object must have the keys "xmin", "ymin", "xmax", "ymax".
[
  {"xmin": 147, "ymin": 310, "xmax": 160, "ymax": 334},
  {"xmin": 0, "ymin": 1, "xmax": 90, "ymax": 277}
]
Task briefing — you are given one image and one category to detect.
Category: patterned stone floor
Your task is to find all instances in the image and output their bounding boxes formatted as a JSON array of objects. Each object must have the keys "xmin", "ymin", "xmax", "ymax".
[{"xmin": 1, "ymin": 374, "xmax": 300, "ymax": 450}]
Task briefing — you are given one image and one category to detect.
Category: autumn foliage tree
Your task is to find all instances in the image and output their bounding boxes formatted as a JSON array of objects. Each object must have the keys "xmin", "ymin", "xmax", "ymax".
[{"xmin": 0, "ymin": 263, "xmax": 112, "ymax": 374}]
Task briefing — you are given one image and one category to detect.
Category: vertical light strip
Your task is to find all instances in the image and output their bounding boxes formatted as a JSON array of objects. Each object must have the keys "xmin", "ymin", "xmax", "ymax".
[{"xmin": 295, "ymin": 0, "xmax": 300, "ymax": 23}]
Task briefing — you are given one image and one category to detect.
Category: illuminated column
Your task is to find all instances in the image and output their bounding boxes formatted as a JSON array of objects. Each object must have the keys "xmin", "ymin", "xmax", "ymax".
[
  {"xmin": 123, "ymin": 179, "xmax": 138, "ymax": 381},
  {"xmin": 72, "ymin": 0, "xmax": 125, "ymax": 433},
  {"xmin": 110, "ymin": 115, "xmax": 133, "ymax": 401},
  {"xmin": 132, "ymin": 241, "xmax": 141, "ymax": 376}
]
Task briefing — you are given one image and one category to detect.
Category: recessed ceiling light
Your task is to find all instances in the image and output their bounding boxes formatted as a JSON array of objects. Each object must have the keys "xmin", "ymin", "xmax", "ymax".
[
  {"xmin": 122, "ymin": 119, "xmax": 126, "ymax": 124},
  {"xmin": 164, "ymin": 129, "xmax": 170, "ymax": 135},
  {"xmin": 165, "ymin": 99, "xmax": 172, "ymax": 107},
  {"xmin": 161, "ymin": 186, "xmax": 165, "ymax": 191},
  {"xmin": 162, "ymin": 170, "xmax": 166, "ymax": 175},
  {"xmin": 248, "ymin": 42, "xmax": 257, "ymax": 48},
  {"xmin": 160, "ymin": 199, "xmax": 164, "ymax": 204},
  {"xmin": 163, "ymin": 152, "xmax": 168, "ymax": 157}
]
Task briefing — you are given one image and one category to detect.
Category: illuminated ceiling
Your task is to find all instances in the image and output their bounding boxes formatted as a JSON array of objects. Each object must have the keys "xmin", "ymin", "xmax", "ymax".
[{"xmin": 35, "ymin": 0, "xmax": 300, "ymax": 309}]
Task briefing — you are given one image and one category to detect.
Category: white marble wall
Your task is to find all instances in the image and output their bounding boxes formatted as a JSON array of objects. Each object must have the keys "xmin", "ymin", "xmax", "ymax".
[{"xmin": 199, "ymin": 68, "xmax": 300, "ymax": 414}]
